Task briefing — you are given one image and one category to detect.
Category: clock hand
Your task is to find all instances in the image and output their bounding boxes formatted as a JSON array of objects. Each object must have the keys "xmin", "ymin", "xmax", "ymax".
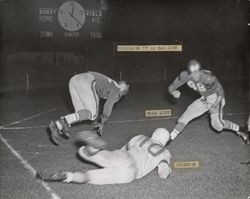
[
  {"xmin": 68, "ymin": 13, "xmax": 83, "ymax": 26},
  {"xmin": 71, "ymin": 0, "xmax": 75, "ymax": 15}
]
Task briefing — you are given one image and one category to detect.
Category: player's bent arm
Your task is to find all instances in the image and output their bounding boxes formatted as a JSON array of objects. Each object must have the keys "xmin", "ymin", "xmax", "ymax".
[
  {"xmin": 101, "ymin": 92, "xmax": 120, "ymax": 125},
  {"xmin": 121, "ymin": 135, "xmax": 144, "ymax": 151},
  {"xmin": 168, "ymin": 71, "xmax": 188, "ymax": 95},
  {"xmin": 157, "ymin": 160, "xmax": 172, "ymax": 179}
]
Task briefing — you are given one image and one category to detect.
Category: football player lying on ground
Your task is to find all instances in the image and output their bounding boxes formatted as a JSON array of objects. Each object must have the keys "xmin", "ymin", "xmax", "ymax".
[
  {"xmin": 49, "ymin": 71, "xmax": 129, "ymax": 145},
  {"xmin": 37, "ymin": 128, "xmax": 172, "ymax": 185},
  {"xmin": 168, "ymin": 59, "xmax": 250, "ymax": 144}
]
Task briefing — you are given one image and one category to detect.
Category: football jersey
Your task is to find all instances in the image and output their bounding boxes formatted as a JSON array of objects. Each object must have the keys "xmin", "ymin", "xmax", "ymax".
[
  {"xmin": 126, "ymin": 135, "xmax": 171, "ymax": 179},
  {"xmin": 168, "ymin": 70, "xmax": 224, "ymax": 97},
  {"xmin": 89, "ymin": 71, "xmax": 122, "ymax": 118}
]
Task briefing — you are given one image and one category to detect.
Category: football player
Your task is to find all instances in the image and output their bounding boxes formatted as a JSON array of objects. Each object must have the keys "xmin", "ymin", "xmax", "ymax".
[
  {"xmin": 37, "ymin": 128, "xmax": 172, "ymax": 185},
  {"xmin": 168, "ymin": 60, "xmax": 250, "ymax": 144},
  {"xmin": 49, "ymin": 71, "xmax": 129, "ymax": 145}
]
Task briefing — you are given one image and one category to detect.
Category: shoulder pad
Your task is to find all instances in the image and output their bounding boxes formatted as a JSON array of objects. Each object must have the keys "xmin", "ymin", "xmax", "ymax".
[{"xmin": 179, "ymin": 70, "xmax": 190, "ymax": 81}]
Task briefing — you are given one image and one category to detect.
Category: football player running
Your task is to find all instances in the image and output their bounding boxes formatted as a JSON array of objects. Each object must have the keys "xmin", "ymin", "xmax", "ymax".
[
  {"xmin": 168, "ymin": 60, "xmax": 250, "ymax": 144},
  {"xmin": 37, "ymin": 128, "xmax": 172, "ymax": 185},
  {"xmin": 49, "ymin": 71, "xmax": 129, "ymax": 145}
]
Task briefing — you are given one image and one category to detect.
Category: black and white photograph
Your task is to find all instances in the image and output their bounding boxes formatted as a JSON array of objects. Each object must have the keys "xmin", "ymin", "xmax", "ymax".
[{"xmin": 0, "ymin": 0, "xmax": 249, "ymax": 198}]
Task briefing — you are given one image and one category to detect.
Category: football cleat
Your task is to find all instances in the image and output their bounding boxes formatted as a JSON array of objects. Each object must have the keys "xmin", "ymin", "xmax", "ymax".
[
  {"xmin": 49, "ymin": 120, "xmax": 63, "ymax": 145},
  {"xmin": 49, "ymin": 118, "xmax": 70, "ymax": 145},
  {"xmin": 75, "ymin": 130, "xmax": 107, "ymax": 149},
  {"xmin": 237, "ymin": 127, "xmax": 250, "ymax": 145},
  {"xmin": 59, "ymin": 117, "xmax": 70, "ymax": 138},
  {"xmin": 36, "ymin": 170, "xmax": 67, "ymax": 182}
]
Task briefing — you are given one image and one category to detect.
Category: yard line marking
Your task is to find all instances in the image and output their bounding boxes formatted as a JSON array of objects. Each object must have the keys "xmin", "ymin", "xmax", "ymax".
[
  {"xmin": 108, "ymin": 116, "xmax": 178, "ymax": 124},
  {"xmin": 0, "ymin": 133, "xmax": 61, "ymax": 199},
  {"xmin": 1, "ymin": 125, "xmax": 47, "ymax": 130},
  {"xmin": 1, "ymin": 112, "xmax": 248, "ymax": 130},
  {"xmin": 0, "ymin": 106, "xmax": 63, "ymax": 129},
  {"xmin": 108, "ymin": 112, "xmax": 249, "ymax": 124}
]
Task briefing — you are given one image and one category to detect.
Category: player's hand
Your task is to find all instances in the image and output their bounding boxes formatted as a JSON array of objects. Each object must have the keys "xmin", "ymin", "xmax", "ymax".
[
  {"xmin": 158, "ymin": 162, "xmax": 172, "ymax": 179},
  {"xmin": 94, "ymin": 123, "xmax": 104, "ymax": 136},
  {"xmin": 172, "ymin": 90, "xmax": 181, "ymax": 99}
]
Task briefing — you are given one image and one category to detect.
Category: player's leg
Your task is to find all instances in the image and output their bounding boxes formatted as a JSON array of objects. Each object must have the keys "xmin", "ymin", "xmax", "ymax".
[
  {"xmin": 68, "ymin": 73, "xmax": 99, "ymax": 121},
  {"xmin": 86, "ymin": 167, "xmax": 136, "ymax": 185},
  {"xmin": 210, "ymin": 98, "xmax": 227, "ymax": 132},
  {"xmin": 49, "ymin": 73, "xmax": 99, "ymax": 145},
  {"xmin": 83, "ymin": 150, "xmax": 137, "ymax": 185},
  {"xmin": 37, "ymin": 167, "xmax": 136, "ymax": 185},
  {"xmin": 210, "ymin": 99, "xmax": 250, "ymax": 144},
  {"xmin": 170, "ymin": 97, "xmax": 209, "ymax": 140},
  {"xmin": 37, "ymin": 150, "xmax": 136, "ymax": 185},
  {"xmin": 36, "ymin": 170, "xmax": 91, "ymax": 184}
]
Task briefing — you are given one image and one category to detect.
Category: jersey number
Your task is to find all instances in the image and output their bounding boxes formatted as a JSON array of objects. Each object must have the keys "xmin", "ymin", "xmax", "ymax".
[
  {"xmin": 187, "ymin": 81, "xmax": 206, "ymax": 92},
  {"xmin": 139, "ymin": 137, "xmax": 165, "ymax": 157}
]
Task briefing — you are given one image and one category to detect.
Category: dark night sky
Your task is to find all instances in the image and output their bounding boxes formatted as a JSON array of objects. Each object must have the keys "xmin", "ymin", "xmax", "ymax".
[
  {"xmin": 0, "ymin": 0, "xmax": 248, "ymax": 52},
  {"xmin": 0, "ymin": 0, "xmax": 248, "ymax": 86}
]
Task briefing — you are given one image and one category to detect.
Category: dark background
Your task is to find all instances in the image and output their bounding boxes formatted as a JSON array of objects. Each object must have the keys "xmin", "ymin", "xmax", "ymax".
[{"xmin": 0, "ymin": 0, "xmax": 249, "ymax": 91}]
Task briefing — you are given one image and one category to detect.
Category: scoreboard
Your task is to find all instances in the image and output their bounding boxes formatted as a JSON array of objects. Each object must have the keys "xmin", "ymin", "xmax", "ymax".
[{"xmin": 38, "ymin": 0, "xmax": 104, "ymax": 40}]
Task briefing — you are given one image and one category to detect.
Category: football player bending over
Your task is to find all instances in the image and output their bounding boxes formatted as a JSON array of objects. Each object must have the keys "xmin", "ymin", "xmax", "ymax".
[
  {"xmin": 168, "ymin": 60, "xmax": 250, "ymax": 144},
  {"xmin": 49, "ymin": 71, "xmax": 129, "ymax": 145},
  {"xmin": 37, "ymin": 128, "xmax": 172, "ymax": 185}
]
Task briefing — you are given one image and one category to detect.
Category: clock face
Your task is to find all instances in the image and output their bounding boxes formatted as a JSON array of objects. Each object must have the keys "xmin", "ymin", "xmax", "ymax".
[{"xmin": 58, "ymin": 1, "xmax": 86, "ymax": 32}]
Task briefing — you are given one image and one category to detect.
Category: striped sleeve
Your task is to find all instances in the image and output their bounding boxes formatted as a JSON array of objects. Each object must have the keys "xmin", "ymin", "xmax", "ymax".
[{"xmin": 102, "ymin": 91, "xmax": 120, "ymax": 121}]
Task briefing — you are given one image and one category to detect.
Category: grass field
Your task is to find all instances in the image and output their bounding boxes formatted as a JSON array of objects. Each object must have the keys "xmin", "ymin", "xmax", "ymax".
[{"xmin": 0, "ymin": 82, "xmax": 249, "ymax": 199}]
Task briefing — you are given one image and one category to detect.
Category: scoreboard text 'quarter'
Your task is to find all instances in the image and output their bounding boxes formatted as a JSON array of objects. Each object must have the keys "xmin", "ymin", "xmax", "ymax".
[
  {"xmin": 173, "ymin": 161, "xmax": 200, "ymax": 169},
  {"xmin": 145, "ymin": 109, "xmax": 171, "ymax": 117}
]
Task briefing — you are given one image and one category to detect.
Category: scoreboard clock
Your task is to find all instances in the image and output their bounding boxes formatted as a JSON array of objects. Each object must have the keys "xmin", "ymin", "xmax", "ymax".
[
  {"xmin": 57, "ymin": 1, "xmax": 86, "ymax": 32},
  {"xmin": 39, "ymin": 0, "xmax": 103, "ymax": 39}
]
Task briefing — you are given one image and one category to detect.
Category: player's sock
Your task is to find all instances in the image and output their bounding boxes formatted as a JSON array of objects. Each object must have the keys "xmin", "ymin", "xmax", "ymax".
[
  {"xmin": 170, "ymin": 129, "xmax": 180, "ymax": 140},
  {"xmin": 223, "ymin": 120, "xmax": 239, "ymax": 132},
  {"xmin": 64, "ymin": 171, "xmax": 89, "ymax": 184},
  {"xmin": 64, "ymin": 113, "xmax": 79, "ymax": 126},
  {"xmin": 170, "ymin": 122, "xmax": 186, "ymax": 140},
  {"xmin": 77, "ymin": 109, "xmax": 92, "ymax": 122}
]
